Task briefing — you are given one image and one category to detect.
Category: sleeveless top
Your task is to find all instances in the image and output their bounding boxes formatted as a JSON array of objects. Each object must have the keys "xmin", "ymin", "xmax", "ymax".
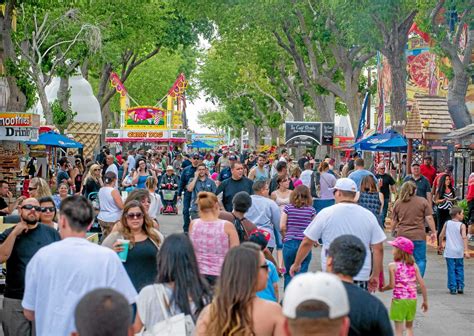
[
  {"xmin": 275, "ymin": 191, "xmax": 290, "ymax": 212},
  {"xmin": 190, "ymin": 219, "xmax": 229, "ymax": 276},
  {"xmin": 358, "ymin": 192, "xmax": 381, "ymax": 218},
  {"xmin": 438, "ymin": 190, "xmax": 454, "ymax": 210},
  {"xmin": 254, "ymin": 166, "xmax": 269, "ymax": 181},
  {"xmin": 443, "ymin": 220, "xmax": 464, "ymax": 258},
  {"xmin": 393, "ymin": 261, "xmax": 417, "ymax": 300},
  {"xmin": 137, "ymin": 174, "xmax": 149, "ymax": 189},
  {"xmin": 97, "ymin": 186, "xmax": 122, "ymax": 222},
  {"xmin": 74, "ymin": 174, "xmax": 83, "ymax": 192}
]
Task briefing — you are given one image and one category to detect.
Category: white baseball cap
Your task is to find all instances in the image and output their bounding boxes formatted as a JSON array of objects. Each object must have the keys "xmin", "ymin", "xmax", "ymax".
[
  {"xmin": 283, "ymin": 272, "xmax": 349, "ymax": 320},
  {"xmin": 329, "ymin": 178, "xmax": 358, "ymax": 192}
]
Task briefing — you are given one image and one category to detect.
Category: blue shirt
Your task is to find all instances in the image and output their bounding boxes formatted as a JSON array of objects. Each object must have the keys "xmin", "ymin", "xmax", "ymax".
[
  {"xmin": 218, "ymin": 167, "xmax": 232, "ymax": 182},
  {"xmin": 245, "ymin": 195, "xmax": 281, "ymax": 248},
  {"xmin": 256, "ymin": 260, "xmax": 279, "ymax": 302},
  {"xmin": 178, "ymin": 165, "xmax": 197, "ymax": 196},
  {"xmin": 348, "ymin": 169, "xmax": 377, "ymax": 191}
]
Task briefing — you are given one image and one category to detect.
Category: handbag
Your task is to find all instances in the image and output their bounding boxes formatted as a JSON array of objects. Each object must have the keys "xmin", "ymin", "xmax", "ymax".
[{"xmin": 142, "ymin": 284, "xmax": 195, "ymax": 336}]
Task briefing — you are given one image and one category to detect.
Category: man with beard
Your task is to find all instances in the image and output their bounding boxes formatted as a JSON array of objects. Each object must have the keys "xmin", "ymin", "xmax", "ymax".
[{"xmin": 0, "ymin": 198, "xmax": 60, "ymax": 336}]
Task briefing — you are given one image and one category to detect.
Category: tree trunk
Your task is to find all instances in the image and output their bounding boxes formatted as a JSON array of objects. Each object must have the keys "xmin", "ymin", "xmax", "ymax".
[
  {"xmin": 1, "ymin": 1, "xmax": 27, "ymax": 112},
  {"xmin": 100, "ymin": 101, "xmax": 111, "ymax": 145},
  {"xmin": 31, "ymin": 67, "xmax": 52, "ymax": 124},
  {"xmin": 246, "ymin": 122, "xmax": 257, "ymax": 149},
  {"xmin": 386, "ymin": 52, "xmax": 408, "ymax": 125},
  {"xmin": 447, "ymin": 72, "xmax": 472, "ymax": 129},
  {"xmin": 270, "ymin": 127, "xmax": 279, "ymax": 145},
  {"xmin": 345, "ymin": 92, "xmax": 362, "ymax": 138},
  {"xmin": 57, "ymin": 75, "xmax": 69, "ymax": 113}
]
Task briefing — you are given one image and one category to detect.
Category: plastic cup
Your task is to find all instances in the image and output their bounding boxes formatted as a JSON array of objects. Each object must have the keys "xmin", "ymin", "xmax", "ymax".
[{"xmin": 117, "ymin": 239, "xmax": 130, "ymax": 262}]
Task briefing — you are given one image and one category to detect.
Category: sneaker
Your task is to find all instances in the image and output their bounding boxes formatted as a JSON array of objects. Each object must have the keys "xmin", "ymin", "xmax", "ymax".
[
  {"xmin": 449, "ymin": 289, "xmax": 457, "ymax": 295},
  {"xmin": 457, "ymin": 288, "xmax": 464, "ymax": 294}
]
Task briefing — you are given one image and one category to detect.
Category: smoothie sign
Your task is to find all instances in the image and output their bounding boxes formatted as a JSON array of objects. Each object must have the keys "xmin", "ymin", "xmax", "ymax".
[{"xmin": 0, "ymin": 113, "xmax": 39, "ymax": 141}]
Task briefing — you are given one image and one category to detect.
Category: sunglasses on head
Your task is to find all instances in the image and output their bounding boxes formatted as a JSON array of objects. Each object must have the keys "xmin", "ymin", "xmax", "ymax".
[
  {"xmin": 126, "ymin": 212, "xmax": 143, "ymax": 219},
  {"xmin": 41, "ymin": 206, "xmax": 56, "ymax": 213},
  {"xmin": 22, "ymin": 204, "xmax": 41, "ymax": 211}
]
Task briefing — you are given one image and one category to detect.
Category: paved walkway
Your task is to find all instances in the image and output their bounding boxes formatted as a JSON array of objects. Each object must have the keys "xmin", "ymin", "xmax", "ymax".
[{"xmin": 158, "ymin": 212, "xmax": 474, "ymax": 335}]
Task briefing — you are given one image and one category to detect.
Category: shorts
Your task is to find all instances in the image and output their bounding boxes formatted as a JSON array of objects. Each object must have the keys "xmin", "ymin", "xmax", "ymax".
[{"xmin": 390, "ymin": 299, "xmax": 417, "ymax": 322}]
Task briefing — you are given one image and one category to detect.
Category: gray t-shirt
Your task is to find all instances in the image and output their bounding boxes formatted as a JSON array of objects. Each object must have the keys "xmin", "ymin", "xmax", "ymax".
[
  {"xmin": 189, "ymin": 177, "xmax": 217, "ymax": 212},
  {"xmin": 403, "ymin": 175, "xmax": 431, "ymax": 199}
]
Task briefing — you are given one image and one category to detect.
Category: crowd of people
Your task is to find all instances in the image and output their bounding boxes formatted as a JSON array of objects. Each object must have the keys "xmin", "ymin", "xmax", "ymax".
[{"xmin": 0, "ymin": 145, "xmax": 472, "ymax": 336}]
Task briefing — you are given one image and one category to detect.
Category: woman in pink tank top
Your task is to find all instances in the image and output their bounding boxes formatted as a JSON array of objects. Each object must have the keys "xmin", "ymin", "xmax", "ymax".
[{"xmin": 189, "ymin": 191, "xmax": 239, "ymax": 286}]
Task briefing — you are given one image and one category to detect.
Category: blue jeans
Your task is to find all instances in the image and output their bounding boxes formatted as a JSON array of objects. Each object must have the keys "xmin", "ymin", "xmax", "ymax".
[
  {"xmin": 413, "ymin": 240, "xmax": 427, "ymax": 277},
  {"xmin": 446, "ymin": 258, "xmax": 464, "ymax": 291},
  {"xmin": 283, "ymin": 239, "xmax": 312, "ymax": 288},
  {"xmin": 380, "ymin": 200, "xmax": 389, "ymax": 228},
  {"xmin": 182, "ymin": 192, "xmax": 192, "ymax": 232},
  {"xmin": 312, "ymin": 199, "xmax": 335, "ymax": 213}
]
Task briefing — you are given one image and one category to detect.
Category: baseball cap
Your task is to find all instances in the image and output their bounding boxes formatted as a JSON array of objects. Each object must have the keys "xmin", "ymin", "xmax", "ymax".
[
  {"xmin": 192, "ymin": 153, "xmax": 200, "ymax": 159},
  {"xmin": 377, "ymin": 162, "xmax": 386, "ymax": 169},
  {"xmin": 229, "ymin": 155, "xmax": 237, "ymax": 161},
  {"xmin": 166, "ymin": 165, "xmax": 174, "ymax": 171},
  {"xmin": 411, "ymin": 162, "xmax": 420, "ymax": 167},
  {"xmin": 387, "ymin": 236, "xmax": 414, "ymax": 255},
  {"xmin": 248, "ymin": 229, "xmax": 271, "ymax": 250},
  {"xmin": 283, "ymin": 272, "xmax": 349, "ymax": 319},
  {"xmin": 329, "ymin": 178, "xmax": 357, "ymax": 192}
]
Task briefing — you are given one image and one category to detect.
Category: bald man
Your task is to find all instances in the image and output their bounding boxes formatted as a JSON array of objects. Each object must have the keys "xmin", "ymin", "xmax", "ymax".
[
  {"xmin": 0, "ymin": 198, "xmax": 60, "ymax": 336},
  {"xmin": 105, "ymin": 155, "xmax": 119, "ymax": 188}
]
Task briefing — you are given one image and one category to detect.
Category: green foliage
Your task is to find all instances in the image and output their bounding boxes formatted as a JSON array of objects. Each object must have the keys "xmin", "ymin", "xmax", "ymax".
[
  {"xmin": 4, "ymin": 59, "xmax": 38, "ymax": 110},
  {"xmin": 51, "ymin": 92, "xmax": 77, "ymax": 134},
  {"xmin": 458, "ymin": 199, "xmax": 469, "ymax": 223}
]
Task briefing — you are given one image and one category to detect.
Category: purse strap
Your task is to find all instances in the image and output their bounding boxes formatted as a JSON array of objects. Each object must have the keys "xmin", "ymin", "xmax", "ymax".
[{"xmin": 154, "ymin": 284, "xmax": 171, "ymax": 320}]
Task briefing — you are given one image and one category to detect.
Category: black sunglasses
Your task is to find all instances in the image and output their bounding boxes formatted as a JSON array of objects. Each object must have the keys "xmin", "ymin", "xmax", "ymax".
[
  {"xmin": 41, "ymin": 206, "xmax": 56, "ymax": 213},
  {"xmin": 28, "ymin": 187, "xmax": 37, "ymax": 191},
  {"xmin": 260, "ymin": 264, "xmax": 269, "ymax": 271},
  {"xmin": 22, "ymin": 204, "xmax": 41, "ymax": 211}
]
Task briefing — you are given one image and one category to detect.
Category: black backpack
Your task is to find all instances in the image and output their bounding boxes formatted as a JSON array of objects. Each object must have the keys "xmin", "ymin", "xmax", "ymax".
[{"xmin": 232, "ymin": 214, "xmax": 248, "ymax": 243}]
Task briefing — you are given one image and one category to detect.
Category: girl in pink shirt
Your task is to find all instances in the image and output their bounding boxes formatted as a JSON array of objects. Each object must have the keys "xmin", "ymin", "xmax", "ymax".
[{"xmin": 382, "ymin": 237, "xmax": 428, "ymax": 336}]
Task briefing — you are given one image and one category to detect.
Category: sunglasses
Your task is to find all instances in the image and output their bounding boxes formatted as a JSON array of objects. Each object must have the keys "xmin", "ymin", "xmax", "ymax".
[
  {"xmin": 28, "ymin": 187, "xmax": 37, "ymax": 191},
  {"xmin": 22, "ymin": 204, "xmax": 41, "ymax": 211},
  {"xmin": 126, "ymin": 212, "xmax": 143, "ymax": 219},
  {"xmin": 41, "ymin": 206, "xmax": 56, "ymax": 213},
  {"xmin": 260, "ymin": 264, "xmax": 269, "ymax": 271}
]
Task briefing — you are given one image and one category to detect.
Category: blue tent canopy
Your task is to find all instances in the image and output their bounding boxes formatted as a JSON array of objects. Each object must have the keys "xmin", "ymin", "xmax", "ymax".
[
  {"xmin": 26, "ymin": 131, "xmax": 83, "ymax": 148},
  {"xmin": 352, "ymin": 130, "xmax": 407, "ymax": 152},
  {"xmin": 189, "ymin": 140, "xmax": 213, "ymax": 149}
]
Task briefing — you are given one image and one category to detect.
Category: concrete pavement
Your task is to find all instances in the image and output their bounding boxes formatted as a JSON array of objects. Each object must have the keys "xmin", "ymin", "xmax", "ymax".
[{"xmin": 157, "ymin": 211, "xmax": 474, "ymax": 335}]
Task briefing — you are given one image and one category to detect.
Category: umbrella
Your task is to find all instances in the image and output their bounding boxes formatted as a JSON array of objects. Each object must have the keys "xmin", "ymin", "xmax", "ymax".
[
  {"xmin": 352, "ymin": 130, "xmax": 407, "ymax": 152},
  {"xmin": 26, "ymin": 131, "xmax": 83, "ymax": 148},
  {"xmin": 189, "ymin": 140, "xmax": 213, "ymax": 149}
]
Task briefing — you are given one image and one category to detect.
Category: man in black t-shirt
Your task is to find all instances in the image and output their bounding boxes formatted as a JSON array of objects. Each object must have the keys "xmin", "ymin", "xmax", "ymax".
[
  {"xmin": 0, "ymin": 180, "xmax": 13, "ymax": 216},
  {"xmin": 327, "ymin": 235, "xmax": 393, "ymax": 336},
  {"xmin": 375, "ymin": 163, "xmax": 396, "ymax": 228},
  {"xmin": 215, "ymin": 162, "xmax": 253, "ymax": 212},
  {"xmin": 0, "ymin": 197, "xmax": 61, "ymax": 335}
]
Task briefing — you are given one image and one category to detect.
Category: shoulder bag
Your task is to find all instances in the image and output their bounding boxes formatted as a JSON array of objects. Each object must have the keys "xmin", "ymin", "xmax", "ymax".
[{"xmin": 142, "ymin": 284, "xmax": 195, "ymax": 336}]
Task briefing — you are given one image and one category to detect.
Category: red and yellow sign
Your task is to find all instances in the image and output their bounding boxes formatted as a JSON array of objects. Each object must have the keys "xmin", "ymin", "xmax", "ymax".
[{"xmin": 0, "ymin": 112, "xmax": 34, "ymax": 127}]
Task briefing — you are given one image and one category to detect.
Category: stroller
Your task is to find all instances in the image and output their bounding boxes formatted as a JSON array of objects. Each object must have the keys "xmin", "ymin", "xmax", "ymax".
[
  {"xmin": 160, "ymin": 183, "xmax": 178, "ymax": 215},
  {"xmin": 87, "ymin": 192, "xmax": 102, "ymax": 240}
]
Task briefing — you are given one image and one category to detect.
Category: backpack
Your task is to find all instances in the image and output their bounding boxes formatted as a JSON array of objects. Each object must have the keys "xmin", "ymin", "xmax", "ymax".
[{"xmin": 232, "ymin": 214, "xmax": 248, "ymax": 243}]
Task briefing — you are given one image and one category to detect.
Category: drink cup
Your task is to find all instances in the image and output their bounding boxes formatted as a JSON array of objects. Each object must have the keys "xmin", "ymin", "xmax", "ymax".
[{"xmin": 117, "ymin": 239, "xmax": 130, "ymax": 262}]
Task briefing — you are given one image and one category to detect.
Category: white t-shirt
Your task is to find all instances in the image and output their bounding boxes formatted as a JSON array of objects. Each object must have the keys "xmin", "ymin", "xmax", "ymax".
[
  {"xmin": 300, "ymin": 169, "xmax": 313, "ymax": 188},
  {"xmin": 304, "ymin": 203, "xmax": 386, "ymax": 281},
  {"xmin": 106, "ymin": 163, "xmax": 119, "ymax": 188},
  {"xmin": 22, "ymin": 237, "xmax": 137, "ymax": 336},
  {"xmin": 148, "ymin": 191, "xmax": 163, "ymax": 219}
]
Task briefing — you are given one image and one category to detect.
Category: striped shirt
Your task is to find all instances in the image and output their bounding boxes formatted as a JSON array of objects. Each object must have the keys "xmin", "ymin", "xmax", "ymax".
[{"xmin": 283, "ymin": 204, "xmax": 316, "ymax": 241}]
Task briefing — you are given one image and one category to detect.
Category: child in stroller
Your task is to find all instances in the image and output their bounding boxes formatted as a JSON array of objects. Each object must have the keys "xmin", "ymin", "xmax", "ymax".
[{"xmin": 159, "ymin": 166, "xmax": 179, "ymax": 214}]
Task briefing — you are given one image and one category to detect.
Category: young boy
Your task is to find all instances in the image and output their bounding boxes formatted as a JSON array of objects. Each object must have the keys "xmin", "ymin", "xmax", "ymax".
[
  {"xmin": 249, "ymin": 229, "xmax": 279, "ymax": 302},
  {"xmin": 439, "ymin": 206, "xmax": 470, "ymax": 294}
]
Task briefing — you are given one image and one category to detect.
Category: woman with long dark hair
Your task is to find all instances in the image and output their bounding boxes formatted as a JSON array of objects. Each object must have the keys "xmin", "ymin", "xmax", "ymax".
[
  {"xmin": 133, "ymin": 233, "xmax": 212, "ymax": 333},
  {"xmin": 434, "ymin": 174, "xmax": 456, "ymax": 254},
  {"xmin": 132, "ymin": 158, "xmax": 156, "ymax": 189},
  {"xmin": 102, "ymin": 200, "xmax": 162, "ymax": 292},
  {"xmin": 195, "ymin": 243, "xmax": 285, "ymax": 335}
]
